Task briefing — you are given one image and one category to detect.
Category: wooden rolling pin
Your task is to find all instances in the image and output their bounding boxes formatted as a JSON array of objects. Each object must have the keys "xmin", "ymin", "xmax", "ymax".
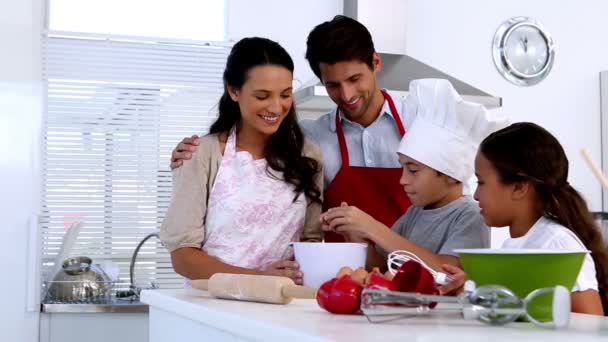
[{"xmin": 191, "ymin": 273, "xmax": 317, "ymax": 304}]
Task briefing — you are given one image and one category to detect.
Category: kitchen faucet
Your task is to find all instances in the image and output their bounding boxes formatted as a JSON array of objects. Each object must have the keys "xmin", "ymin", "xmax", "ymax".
[{"xmin": 117, "ymin": 232, "xmax": 162, "ymax": 300}]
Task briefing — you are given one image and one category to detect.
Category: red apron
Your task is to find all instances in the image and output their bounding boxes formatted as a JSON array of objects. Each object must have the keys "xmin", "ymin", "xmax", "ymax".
[{"xmin": 323, "ymin": 90, "xmax": 411, "ymax": 242}]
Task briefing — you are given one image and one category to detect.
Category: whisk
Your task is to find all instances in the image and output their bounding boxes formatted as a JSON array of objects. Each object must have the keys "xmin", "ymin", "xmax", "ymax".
[
  {"xmin": 387, "ymin": 250, "xmax": 452, "ymax": 285},
  {"xmin": 361, "ymin": 283, "xmax": 571, "ymax": 329}
]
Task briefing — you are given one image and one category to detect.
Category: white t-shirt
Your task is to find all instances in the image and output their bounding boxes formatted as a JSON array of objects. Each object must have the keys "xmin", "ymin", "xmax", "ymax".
[{"xmin": 501, "ymin": 216, "xmax": 598, "ymax": 292}]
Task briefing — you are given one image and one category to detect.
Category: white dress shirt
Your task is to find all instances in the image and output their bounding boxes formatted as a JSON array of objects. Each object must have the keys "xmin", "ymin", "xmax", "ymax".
[{"xmin": 300, "ymin": 91, "xmax": 417, "ymax": 188}]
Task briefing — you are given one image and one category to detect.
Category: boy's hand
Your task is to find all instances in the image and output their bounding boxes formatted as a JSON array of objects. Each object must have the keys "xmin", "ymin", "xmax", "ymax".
[
  {"xmin": 437, "ymin": 264, "xmax": 467, "ymax": 295},
  {"xmin": 321, "ymin": 202, "xmax": 380, "ymax": 239},
  {"xmin": 170, "ymin": 135, "xmax": 200, "ymax": 169},
  {"xmin": 320, "ymin": 208, "xmax": 363, "ymax": 242}
]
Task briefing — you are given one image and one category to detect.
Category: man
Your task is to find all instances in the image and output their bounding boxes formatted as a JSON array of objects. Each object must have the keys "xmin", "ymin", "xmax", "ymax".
[
  {"xmin": 301, "ymin": 15, "xmax": 414, "ymax": 244},
  {"xmin": 171, "ymin": 16, "xmax": 478, "ymax": 269}
]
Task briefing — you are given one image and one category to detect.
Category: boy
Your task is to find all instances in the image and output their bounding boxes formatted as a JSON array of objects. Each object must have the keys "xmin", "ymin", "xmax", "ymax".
[{"xmin": 322, "ymin": 79, "xmax": 508, "ymax": 271}]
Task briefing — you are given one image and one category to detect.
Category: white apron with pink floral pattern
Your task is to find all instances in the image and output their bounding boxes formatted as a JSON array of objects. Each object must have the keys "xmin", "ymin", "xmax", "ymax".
[{"xmin": 202, "ymin": 129, "xmax": 307, "ymax": 269}]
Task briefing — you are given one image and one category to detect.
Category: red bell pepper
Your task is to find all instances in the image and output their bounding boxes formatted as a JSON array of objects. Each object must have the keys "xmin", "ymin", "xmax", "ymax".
[
  {"xmin": 318, "ymin": 261, "xmax": 438, "ymax": 314},
  {"xmin": 316, "ymin": 275, "xmax": 362, "ymax": 314},
  {"xmin": 316, "ymin": 277, "xmax": 337, "ymax": 311}
]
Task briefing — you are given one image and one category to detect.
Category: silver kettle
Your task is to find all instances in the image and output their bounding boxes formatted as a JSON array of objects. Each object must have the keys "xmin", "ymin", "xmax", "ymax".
[{"xmin": 45, "ymin": 256, "xmax": 112, "ymax": 303}]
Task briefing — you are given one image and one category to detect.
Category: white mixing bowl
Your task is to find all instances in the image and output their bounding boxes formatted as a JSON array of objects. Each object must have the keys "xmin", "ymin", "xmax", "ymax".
[{"xmin": 292, "ymin": 242, "xmax": 368, "ymax": 289}]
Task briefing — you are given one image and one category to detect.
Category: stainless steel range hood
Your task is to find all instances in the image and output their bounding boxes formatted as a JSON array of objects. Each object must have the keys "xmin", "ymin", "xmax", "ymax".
[{"xmin": 295, "ymin": 0, "xmax": 502, "ymax": 112}]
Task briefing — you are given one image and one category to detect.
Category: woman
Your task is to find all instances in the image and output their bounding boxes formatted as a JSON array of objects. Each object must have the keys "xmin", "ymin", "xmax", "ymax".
[{"xmin": 160, "ymin": 37, "xmax": 323, "ymax": 285}]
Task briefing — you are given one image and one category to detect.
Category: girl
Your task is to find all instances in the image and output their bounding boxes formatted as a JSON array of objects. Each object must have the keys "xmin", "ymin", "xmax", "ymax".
[
  {"xmin": 160, "ymin": 37, "xmax": 323, "ymax": 285},
  {"xmin": 440, "ymin": 122, "xmax": 607, "ymax": 316}
]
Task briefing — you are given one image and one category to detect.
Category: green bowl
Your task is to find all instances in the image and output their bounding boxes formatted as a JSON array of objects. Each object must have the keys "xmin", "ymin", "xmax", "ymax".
[{"xmin": 454, "ymin": 248, "xmax": 588, "ymax": 322}]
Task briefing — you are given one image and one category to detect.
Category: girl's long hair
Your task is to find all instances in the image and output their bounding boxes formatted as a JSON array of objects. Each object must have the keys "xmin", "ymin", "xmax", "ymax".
[
  {"xmin": 480, "ymin": 122, "xmax": 608, "ymax": 313},
  {"xmin": 210, "ymin": 37, "xmax": 321, "ymax": 203}
]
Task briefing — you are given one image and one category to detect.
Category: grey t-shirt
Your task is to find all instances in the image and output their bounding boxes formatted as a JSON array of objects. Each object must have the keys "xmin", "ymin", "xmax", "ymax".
[{"xmin": 378, "ymin": 196, "xmax": 489, "ymax": 257}]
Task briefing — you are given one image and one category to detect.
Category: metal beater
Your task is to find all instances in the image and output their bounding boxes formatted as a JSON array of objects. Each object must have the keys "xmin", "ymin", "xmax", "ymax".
[{"xmin": 361, "ymin": 281, "xmax": 571, "ymax": 329}]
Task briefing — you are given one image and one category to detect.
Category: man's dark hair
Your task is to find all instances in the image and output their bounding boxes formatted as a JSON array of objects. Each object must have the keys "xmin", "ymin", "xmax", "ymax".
[{"xmin": 305, "ymin": 15, "xmax": 375, "ymax": 79}]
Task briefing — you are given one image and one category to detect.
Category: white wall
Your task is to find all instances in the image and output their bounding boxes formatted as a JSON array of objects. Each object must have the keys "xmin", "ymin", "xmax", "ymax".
[
  {"xmin": 227, "ymin": 0, "xmax": 343, "ymax": 88},
  {"xmin": 404, "ymin": 0, "xmax": 608, "ymax": 244},
  {"xmin": 0, "ymin": 0, "xmax": 43, "ymax": 340}
]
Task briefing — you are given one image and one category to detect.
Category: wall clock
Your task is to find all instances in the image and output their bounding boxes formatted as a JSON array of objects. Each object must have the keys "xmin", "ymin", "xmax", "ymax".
[{"xmin": 493, "ymin": 17, "xmax": 555, "ymax": 86}]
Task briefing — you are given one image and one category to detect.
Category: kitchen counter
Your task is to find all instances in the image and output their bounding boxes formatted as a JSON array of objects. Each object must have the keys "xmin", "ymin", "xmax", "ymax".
[{"xmin": 141, "ymin": 289, "xmax": 608, "ymax": 342}]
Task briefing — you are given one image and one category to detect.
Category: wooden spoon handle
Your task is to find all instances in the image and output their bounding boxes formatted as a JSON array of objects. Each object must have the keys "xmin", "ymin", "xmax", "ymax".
[{"xmin": 581, "ymin": 149, "xmax": 608, "ymax": 192}]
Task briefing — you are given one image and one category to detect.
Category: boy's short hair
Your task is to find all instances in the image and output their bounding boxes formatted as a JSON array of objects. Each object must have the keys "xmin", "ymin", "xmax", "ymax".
[{"xmin": 305, "ymin": 15, "xmax": 375, "ymax": 80}]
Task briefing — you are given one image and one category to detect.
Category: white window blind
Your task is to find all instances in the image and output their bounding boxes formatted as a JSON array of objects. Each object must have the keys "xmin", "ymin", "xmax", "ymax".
[{"xmin": 40, "ymin": 31, "xmax": 231, "ymax": 293}]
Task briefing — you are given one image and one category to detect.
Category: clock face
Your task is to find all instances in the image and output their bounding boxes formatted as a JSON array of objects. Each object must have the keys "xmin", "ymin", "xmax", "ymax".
[
  {"xmin": 504, "ymin": 25, "xmax": 549, "ymax": 76},
  {"xmin": 492, "ymin": 17, "xmax": 555, "ymax": 86}
]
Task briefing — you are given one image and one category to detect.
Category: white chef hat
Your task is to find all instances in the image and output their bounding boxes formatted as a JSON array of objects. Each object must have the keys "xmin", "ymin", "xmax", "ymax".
[{"xmin": 397, "ymin": 79, "xmax": 509, "ymax": 182}]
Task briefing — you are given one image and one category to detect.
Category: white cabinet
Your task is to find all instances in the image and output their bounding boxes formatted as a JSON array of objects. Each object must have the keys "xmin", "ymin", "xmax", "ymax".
[{"xmin": 39, "ymin": 313, "xmax": 148, "ymax": 342}]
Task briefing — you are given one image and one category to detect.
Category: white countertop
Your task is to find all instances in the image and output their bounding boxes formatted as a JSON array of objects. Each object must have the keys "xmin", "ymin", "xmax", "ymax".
[{"xmin": 141, "ymin": 289, "xmax": 608, "ymax": 342}]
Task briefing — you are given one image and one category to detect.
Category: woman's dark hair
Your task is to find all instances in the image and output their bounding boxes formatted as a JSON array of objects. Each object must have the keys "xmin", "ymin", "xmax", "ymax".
[
  {"xmin": 210, "ymin": 37, "xmax": 321, "ymax": 204},
  {"xmin": 305, "ymin": 15, "xmax": 375, "ymax": 80},
  {"xmin": 480, "ymin": 122, "xmax": 608, "ymax": 313}
]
